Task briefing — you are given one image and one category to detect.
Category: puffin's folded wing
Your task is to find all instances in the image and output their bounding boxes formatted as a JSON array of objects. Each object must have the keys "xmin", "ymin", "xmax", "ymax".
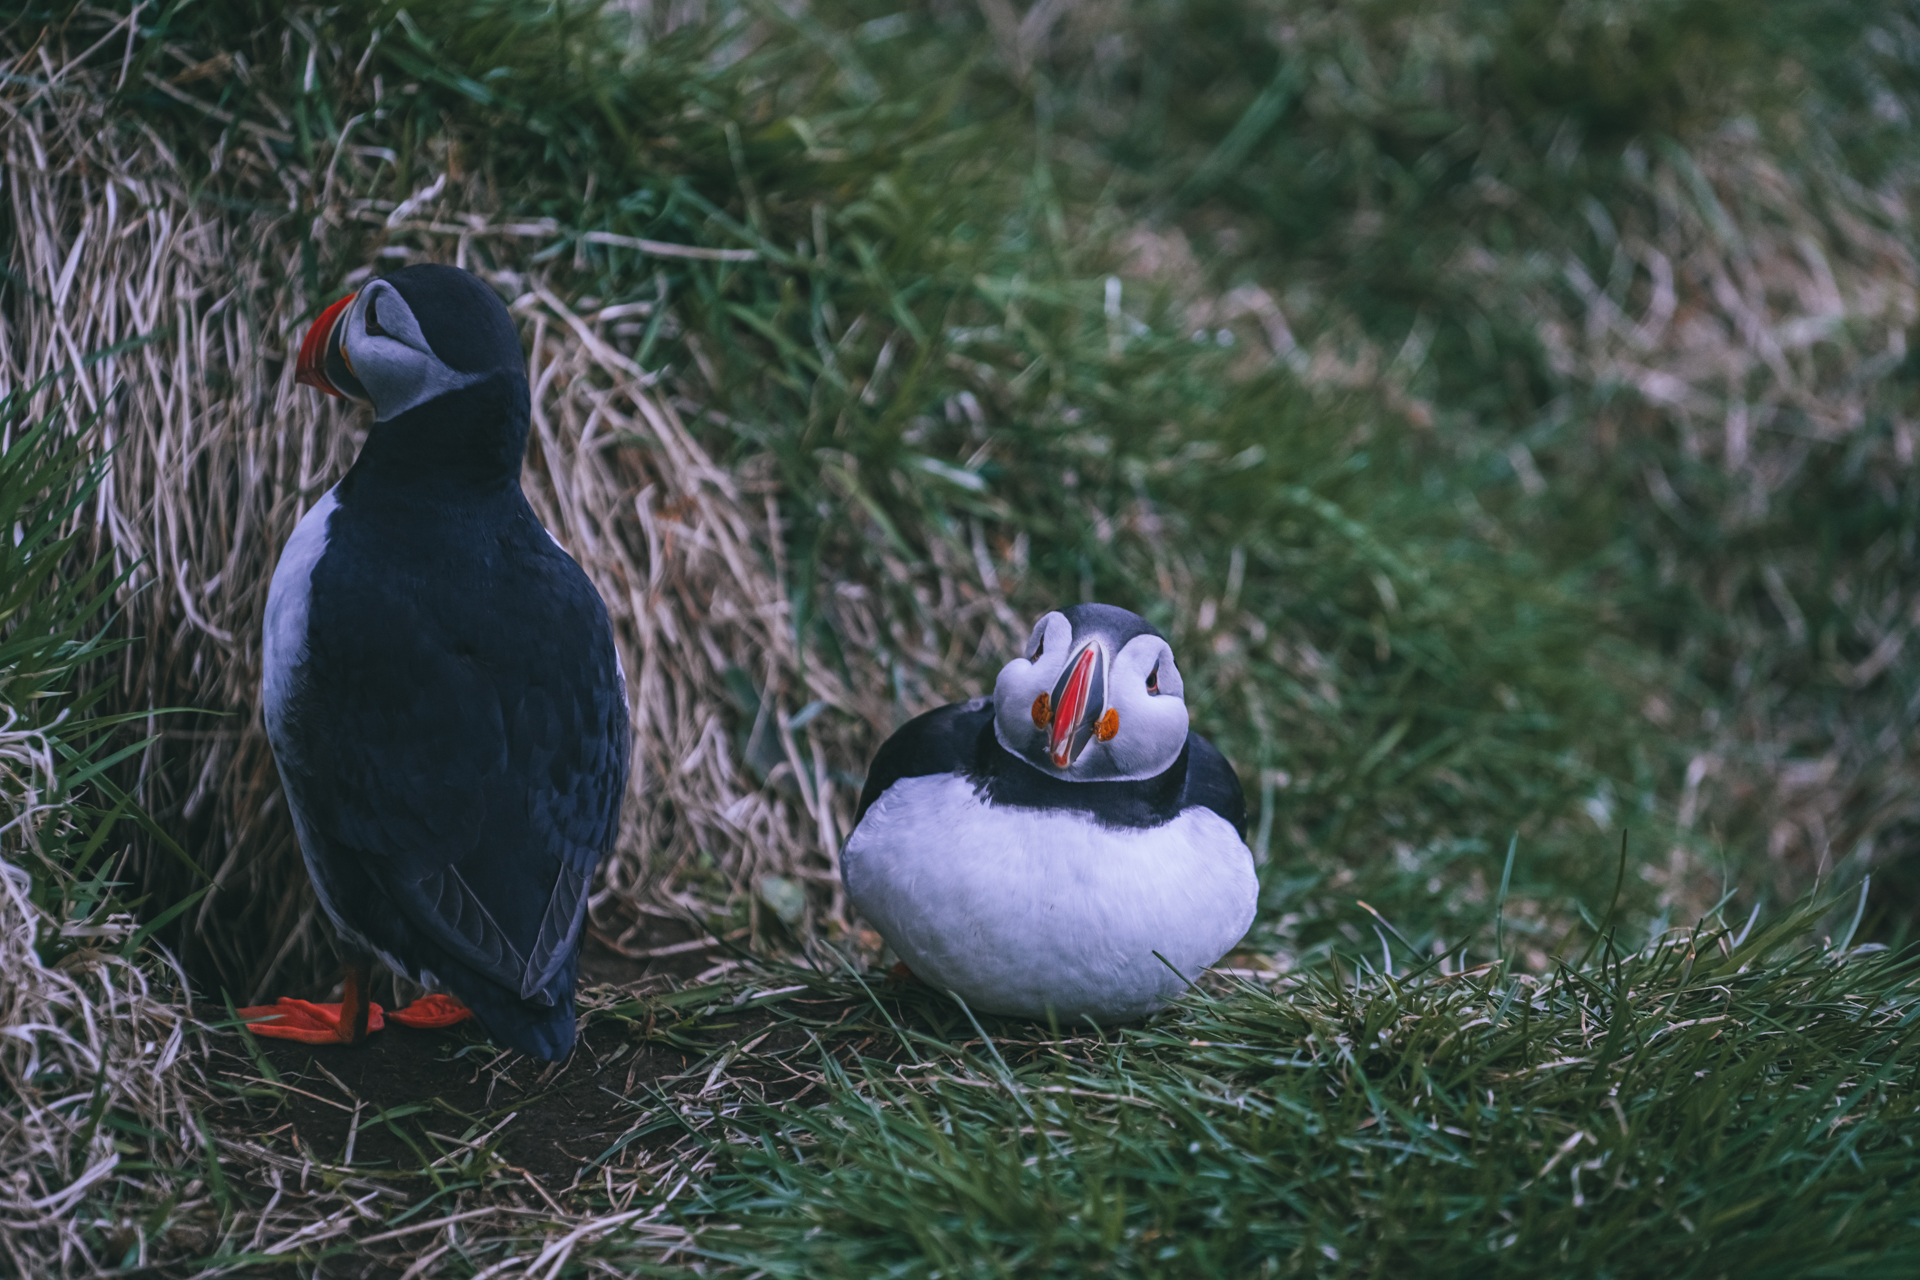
[
  {"xmin": 524, "ymin": 855, "xmax": 591, "ymax": 999},
  {"xmin": 377, "ymin": 860, "xmax": 588, "ymax": 1004},
  {"xmin": 855, "ymin": 698, "xmax": 994, "ymax": 824},
  {"xmin": 376, "ymin": 661, "xmax": 626, "ymax": 1002},
  {"xmin": 1181, "ymin": 732, "xmax": 1249, "ymax": 839},
  {"xmin": 296, "ymin": 571, "xmax": 630, "ymax": 1004},
  {"xmin": 414, "ymin": 865, "xmax": 524, "ymax": 976},
  {"xmin": 504, "ymin": 658, "xmax": 629, "ymax": 999}
]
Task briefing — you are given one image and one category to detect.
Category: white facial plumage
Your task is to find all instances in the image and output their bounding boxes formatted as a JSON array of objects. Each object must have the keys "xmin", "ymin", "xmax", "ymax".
[
  {"xmin": 337, "ymin": 278, "xmax": 484, "ymax": 421},
  {"xmin": 993, "ymin": 610, "xmax": 1190, "ymax": 782}
]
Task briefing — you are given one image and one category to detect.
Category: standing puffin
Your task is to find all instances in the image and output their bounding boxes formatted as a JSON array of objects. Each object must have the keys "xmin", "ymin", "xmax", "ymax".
[
  {"xmin": 843, "ymin": 604, "xmax": 1256, "ymax": 1023},
  {"xmin": 248, "ymin": 264, "xmax": 631, "ymax": 1060}
]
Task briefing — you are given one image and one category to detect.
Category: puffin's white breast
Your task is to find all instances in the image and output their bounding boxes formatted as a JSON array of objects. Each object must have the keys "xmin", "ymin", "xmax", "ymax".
[
  {"xmin": 261, "ymin": 485, "xmax": 340, "ymax": 745},
  {"xmin": 260, "ymin": 485, "xmax": 382, "ymax": 957},
  {"xmin": 843, "ymin": 773, "xmax": 1257, "ymax": 1022}
]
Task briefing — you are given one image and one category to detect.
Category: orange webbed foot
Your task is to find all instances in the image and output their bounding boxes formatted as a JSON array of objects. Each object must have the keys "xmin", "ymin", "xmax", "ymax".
[
  {"xmin": 237, "ymin": 997, "xmax": 387, "ymax": 1044},
  {"xmin": 388, "ymin": 993, "xmax": 474, "ymax": 1028},
  {"xmin": 239, "ymin": 963, "xmax": 380, "ymax": 1045}
]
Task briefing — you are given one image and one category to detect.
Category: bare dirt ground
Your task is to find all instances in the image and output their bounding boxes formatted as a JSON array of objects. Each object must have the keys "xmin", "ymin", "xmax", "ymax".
[{"xmin": 210, "ymin": 942, "xmax": 704, "ymax": 1169}]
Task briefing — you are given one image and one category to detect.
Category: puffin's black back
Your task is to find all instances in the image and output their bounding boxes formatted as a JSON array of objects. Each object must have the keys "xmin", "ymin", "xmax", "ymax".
[{"xmin": 274, "ymin": 266, "xmax": 630, "ymax": 1058}]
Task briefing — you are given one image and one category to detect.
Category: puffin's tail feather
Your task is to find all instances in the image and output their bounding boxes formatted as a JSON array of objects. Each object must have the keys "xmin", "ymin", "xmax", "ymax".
[{"xmin": 448, "ymin": 967, "xmax": 579, "ymax": 1061}]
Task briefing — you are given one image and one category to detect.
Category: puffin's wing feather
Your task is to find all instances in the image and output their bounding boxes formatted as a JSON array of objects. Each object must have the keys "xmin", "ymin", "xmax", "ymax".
[
  {"xmin": 397, "ymin": 865, "xmax": 528, "ymax": 977},
  {"xmin": 523, "ymin": 861, "xmax": 590, "ymax": 999},
  {"xmin": 374, "ymin": 859, "xmax": 588, "ymax": 1005},
  {"xmin": 855, "ymin": 698, "xmax": 994, "ymax": 824},
  {"xmin": 1181, "ymin": 732, "xmax": 1249, "ymax": 839}
]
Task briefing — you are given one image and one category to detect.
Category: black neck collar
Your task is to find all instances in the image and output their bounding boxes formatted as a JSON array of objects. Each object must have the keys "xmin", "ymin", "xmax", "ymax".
[
  {"xmin": 345, "ymin": 373, "xmax": 531, "ymax": 503},
  {"xmin": 969, "ymin": 717, "xmax": 1190, "ymax": 830}
]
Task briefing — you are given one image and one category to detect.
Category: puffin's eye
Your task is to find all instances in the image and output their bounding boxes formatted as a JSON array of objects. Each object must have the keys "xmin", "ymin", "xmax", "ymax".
[
  {"xmin": 1146, "ymin": 665, "xmax": 1160, "ymax": 695},
  {"xmin": 365, "ymin": 295, "xmax": 388, "ymax": 338},
  {"xmin": 1030, "ymin": 634, "xmax": 1045, "ymax": 661}
]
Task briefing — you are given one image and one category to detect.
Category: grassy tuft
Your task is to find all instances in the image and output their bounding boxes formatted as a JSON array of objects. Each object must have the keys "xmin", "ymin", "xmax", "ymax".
[{"xmin": 671, "ymin": 906, "xmax": 1920, "ymax": 1276}]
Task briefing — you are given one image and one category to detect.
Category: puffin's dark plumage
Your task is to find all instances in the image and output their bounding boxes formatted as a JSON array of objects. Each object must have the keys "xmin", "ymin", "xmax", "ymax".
[{"xmin": 264, "ymin": 265, "xmax": 630, "ymax": 1059}]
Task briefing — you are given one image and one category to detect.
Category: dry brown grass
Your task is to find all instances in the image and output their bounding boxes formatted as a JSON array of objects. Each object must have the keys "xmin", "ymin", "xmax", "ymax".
[{"xmin": 0, "ymin": 716, "xmax": 205, "ymax": 1278}]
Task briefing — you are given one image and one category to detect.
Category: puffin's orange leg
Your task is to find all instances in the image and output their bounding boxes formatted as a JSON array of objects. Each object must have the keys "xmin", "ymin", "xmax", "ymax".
[{"xmin": 337, "ymin": 963, "xmax": 373, "ymax": 1046}]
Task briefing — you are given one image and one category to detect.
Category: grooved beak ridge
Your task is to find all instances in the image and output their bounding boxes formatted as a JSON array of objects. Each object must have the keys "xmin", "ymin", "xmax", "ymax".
[
  {"xmin": 1048, "ymin": 643, "xmax": 1105, "ymax": 768},
  {"xmin": 295, "ymin": 293, "xmax": 357, "ymax": 397}
]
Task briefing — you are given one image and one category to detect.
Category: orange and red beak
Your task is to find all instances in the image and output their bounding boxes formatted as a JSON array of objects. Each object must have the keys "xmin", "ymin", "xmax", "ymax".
[
  {"xmin": 295, "ymin": 292, "xmax": 359, "ymax": 398},
  {"xmin": 1048, "ymin": 643, "xmax": 1107, "ymax": 768}
]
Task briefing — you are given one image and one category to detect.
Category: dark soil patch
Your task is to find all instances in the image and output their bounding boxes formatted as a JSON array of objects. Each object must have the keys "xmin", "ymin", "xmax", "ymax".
[
  {"xmin": 194, "ymin": 953, "xmax": 1103, "ymax": 1276},
  {"xmin": 202, "ymin": 934, "xmax": 905, "ymax": 1200},
  {"xmin": 227, "ymin": 1011, "xmax": 673, "ymax": 1189}
]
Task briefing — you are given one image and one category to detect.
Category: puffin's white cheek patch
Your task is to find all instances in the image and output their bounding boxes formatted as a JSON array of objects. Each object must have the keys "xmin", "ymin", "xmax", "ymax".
[
  {"xmin": 355, "ymin": 345, "xmax": 486, "ymax": 422},
  {"xmin": 344, "ymin": 286, "xmax": 486, "ymax": 421}
]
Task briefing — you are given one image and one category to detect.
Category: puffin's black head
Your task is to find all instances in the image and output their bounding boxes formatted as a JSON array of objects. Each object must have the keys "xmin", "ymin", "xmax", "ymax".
[
  {"xmin": 297, "ymin": 265, "xmax": 523, "ymax": 423},
  {"xmin": 992, "ymin": 603, "xmax": 1190, "ymax": 782}
]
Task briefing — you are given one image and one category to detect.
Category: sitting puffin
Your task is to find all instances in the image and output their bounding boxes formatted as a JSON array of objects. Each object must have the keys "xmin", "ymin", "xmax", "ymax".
[
  {"xmin": 250, "ymin": 264, "xmax": 631, "ymax": 1060},
  {"xmin": 843, "ymin": 604, "xmax": 1256, "ymax": 1023}
]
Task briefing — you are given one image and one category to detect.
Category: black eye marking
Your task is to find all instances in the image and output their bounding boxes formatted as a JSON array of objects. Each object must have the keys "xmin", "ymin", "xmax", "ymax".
[
  {"xmin": 1030, "ymin": 633, "xmax": 1045, "ymax": 661},
  {"xmin": 1146, "ymin": 664, "xmax": 1160, "ymax": 695},
  {"xmin": 365, "ymin": 295, "xmax": 388, "ymax": 338}
]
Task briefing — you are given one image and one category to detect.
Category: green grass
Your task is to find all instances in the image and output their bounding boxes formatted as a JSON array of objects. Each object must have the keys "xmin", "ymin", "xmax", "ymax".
[
  {"xmin": 184, "ymin": 890, "xmax": 1920, "ymax": 1276},
  {"xmin": 0, "ymin": 375, "xmax": 175, "ymax": 960},
  {"xmin": 1036, "ymin": 0, "xmax": 1920, "ymax": 924},
  {"xmin": 0, "ymin": 381, "xmax": 212, "ymax": 1278},
  {"xmin": 656, "ymin": 905, "xmax": 1920, "ymax": 1277}
]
